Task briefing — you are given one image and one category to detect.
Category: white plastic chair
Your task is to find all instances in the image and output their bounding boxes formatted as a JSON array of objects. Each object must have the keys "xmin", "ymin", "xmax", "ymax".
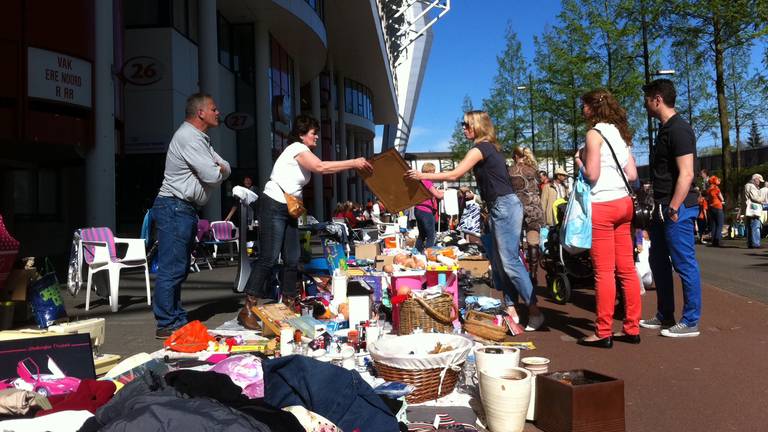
[{"xmin": 79, "ymin": 227, "xmax": 150, "ymax": 312}]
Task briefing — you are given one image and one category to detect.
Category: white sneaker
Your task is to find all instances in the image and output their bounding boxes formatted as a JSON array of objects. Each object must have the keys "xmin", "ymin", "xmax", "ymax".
[{"xmin": 525, "ymin": 313, "xmax": 545, "ymax": 332}]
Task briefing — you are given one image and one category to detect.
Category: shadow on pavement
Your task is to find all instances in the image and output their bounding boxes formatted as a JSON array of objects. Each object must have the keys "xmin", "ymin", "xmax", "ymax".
[{"xmin": 187, "ymin": 298, "xmax": 242, "ymax": 322}]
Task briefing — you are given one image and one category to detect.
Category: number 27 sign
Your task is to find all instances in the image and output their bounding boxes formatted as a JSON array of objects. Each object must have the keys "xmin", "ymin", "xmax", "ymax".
[{"xmin": 122, "ymin": 56, "xmax": 164, "ymax": 86}]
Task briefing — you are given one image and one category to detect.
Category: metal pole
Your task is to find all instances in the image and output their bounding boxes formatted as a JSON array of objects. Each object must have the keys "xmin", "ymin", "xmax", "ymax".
[
  {"xmin": 641, "ymin": 11, "xmax": 654, "ymax": 162},
  {"xmin": 528, "ymin": 73, "xmax": 535, "ymax": 155}
]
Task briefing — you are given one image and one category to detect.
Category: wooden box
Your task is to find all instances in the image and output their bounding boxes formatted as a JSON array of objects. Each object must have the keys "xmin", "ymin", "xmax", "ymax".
[{"xmin": 535, "ymin": 369, "xmax": 625, "ymax": 432}]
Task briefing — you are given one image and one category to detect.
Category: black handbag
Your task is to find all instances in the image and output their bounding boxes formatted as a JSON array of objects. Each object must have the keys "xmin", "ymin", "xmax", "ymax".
[{"xmin": 592, "ymin": 128, "xmax": 653, "ymax": 230}]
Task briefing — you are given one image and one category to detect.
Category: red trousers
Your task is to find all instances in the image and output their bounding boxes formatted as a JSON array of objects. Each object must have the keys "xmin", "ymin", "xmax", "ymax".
[{"xmin": 589, "ymin": 196, "xmax": 641, "ymax": 338}]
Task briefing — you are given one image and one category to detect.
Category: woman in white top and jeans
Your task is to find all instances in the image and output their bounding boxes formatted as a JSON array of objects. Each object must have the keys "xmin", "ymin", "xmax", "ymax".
[
  {"xmin": 238, "ymin": 115, "xmax": 372, "ymax": 329},
  {"xmin": 574, "ymin": 89, "xmax": 641, "ymax": 348}
]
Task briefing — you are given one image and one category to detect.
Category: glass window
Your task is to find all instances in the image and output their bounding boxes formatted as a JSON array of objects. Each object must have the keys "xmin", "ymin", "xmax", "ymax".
[
  {"xmin": 124, "ymin": 0, "xmax": 171, "ymax": 27},
  {"xmin": 187, "ymin": 0, "xmax": 199, "ymax": 42},
  {"xmin": 7, "ymin": 169, "xmax": 59, "ymax": 219},
  {"xmin": 172, "ymin": 0, "xmax": 188, "ymax": 35},
  {"xmin": 218, "ymin": 13, "xmax": 232, "ymax": 69},
  {"xmin": 343, "ymin": 78, "xmax": 374, "ymax": 121},
  {"xmin": 270, "ymin": 35, "xmax": 295, "ymax": 153}
]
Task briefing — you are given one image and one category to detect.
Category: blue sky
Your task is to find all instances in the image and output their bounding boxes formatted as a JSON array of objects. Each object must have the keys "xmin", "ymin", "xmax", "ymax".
[
  {"xmin": 396, "ymin": 0, "xmax": 767, "ymax": 159},
  {"xmin": 405, "ymin": 0, "xmax": 563, "ymax": 153}
]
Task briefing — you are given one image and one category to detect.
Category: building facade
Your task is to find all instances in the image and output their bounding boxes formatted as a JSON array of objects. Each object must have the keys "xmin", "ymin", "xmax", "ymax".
[{"xmin": 0, "ymin": 0, "xmax": 406, "ymax": 260}]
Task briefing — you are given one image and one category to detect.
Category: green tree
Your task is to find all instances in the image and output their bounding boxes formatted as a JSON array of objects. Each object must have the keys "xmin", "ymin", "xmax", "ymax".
[
  {"xmin": 725, "ymin": 44, "xmax": 765, "ymax": 169},
  {"xmin": 448, "ymin": 95, "xmax": 474, "ymax": 161},
  {"xmin": 666, "ymin": 0, "xmax": 768, "ymax": 194},
  {"xmin": 482, "ymin": 23, "xmax": 529, "ymax": 154},
  {"xmin": 747, "ymin": 119, "xmax": 763, "ymax": 149}
]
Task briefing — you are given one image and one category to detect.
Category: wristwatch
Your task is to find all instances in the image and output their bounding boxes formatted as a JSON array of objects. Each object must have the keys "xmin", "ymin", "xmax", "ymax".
[{"xmin": 666, "ymin": 206, "xmax": 678, "ymax": 217}]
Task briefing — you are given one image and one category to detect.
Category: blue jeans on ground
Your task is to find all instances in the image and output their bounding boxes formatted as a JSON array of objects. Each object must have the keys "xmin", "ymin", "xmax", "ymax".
[
  {"xmin": 708, "ymin": 208, "xmax": 724, "ymax": 244},
  {"xmin": 746, "ymin": 217, "xmax": 761, "ymax": 248},
  {"xmin": 245, "ymin": 195, "xmax": 299, "ymax": 298},
  {"xmin": 487, "ymin": 194, "xmax": 536, "ymax": 307},
  {"xmin": 414, "ymin": 208, "xmax": 436, "ymax": 252},
  {"xmin": 152, "ymin": 196, "xmax": 197, "ymax": 329},
  {"xmin": 649, "ymin": 203, "xmax": 702, "ymax": 326}
]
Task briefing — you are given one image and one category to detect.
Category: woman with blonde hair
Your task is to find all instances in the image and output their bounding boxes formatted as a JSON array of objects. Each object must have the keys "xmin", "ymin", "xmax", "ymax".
[
  {"xmin": 407, "ymin": 111, "xmax": 544, "ymax": 331},
  {"xmin": 509, "ymin": 146, "xmax": 545, "ymax": 289},
  {"xmin": 414, "ymin": 162, "xmax": 444, "ymax": 251},
  {"xmin": 574, "ymin": 89, "xmax": 641, "ymax": 348}
]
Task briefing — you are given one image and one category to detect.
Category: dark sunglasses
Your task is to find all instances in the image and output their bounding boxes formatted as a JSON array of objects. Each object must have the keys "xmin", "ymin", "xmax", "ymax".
[{"xmin": 461, "ymin": 121, "xmax": 470, "ymax": 129}]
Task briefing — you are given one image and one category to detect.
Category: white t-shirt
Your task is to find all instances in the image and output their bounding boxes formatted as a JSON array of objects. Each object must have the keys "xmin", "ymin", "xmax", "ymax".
[
  {"xmin": 263, "ymin": 142, "xmax": 312, "ymax": 203},
  {"xmin": 590, "ymin": 123, "xmax": 631, "ymax": 203}
]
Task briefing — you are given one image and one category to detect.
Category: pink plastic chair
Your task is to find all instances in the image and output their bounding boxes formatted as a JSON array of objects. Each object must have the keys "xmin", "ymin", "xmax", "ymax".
[{"xmin": 206, "ymin": 221, "xmax": 239, "ymax": 259}]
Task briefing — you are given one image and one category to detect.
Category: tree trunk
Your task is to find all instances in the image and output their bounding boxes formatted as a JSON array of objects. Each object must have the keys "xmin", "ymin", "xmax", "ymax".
[
  {"xmin": 713, "ymin": 14, "xmax": 732, "ymax": 197},
  {"xmin": 731, "ymin": 59, "xmax": 741, "ymax": 171}
]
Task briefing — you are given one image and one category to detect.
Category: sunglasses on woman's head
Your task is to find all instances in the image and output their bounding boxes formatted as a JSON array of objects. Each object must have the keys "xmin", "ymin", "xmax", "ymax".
[{"xmin": 461, "ymin": 121, "xmax": 470, "ymax": 129}]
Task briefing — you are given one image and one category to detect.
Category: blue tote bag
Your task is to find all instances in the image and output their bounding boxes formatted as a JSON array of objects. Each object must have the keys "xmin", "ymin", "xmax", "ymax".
[{"xmin": 561, "ymin": 172, "xmax": 592, "ymax": 254}]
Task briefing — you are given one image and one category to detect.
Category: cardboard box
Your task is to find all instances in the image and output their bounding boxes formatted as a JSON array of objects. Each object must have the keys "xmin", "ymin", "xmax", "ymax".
[
  {"xmin": 375, "ymin": 255, "xmax": 395, "ymax": 271},
  {"xmin": 535, "ymin": 370, "xmax": 625, "ymax": 432},
  {"xmin": 354, "ymin": 242, "xmax": 380, "ymax": 261},
  {"xmin": 2, "ymin": 269, "xmax": 34, "ymax": 301},
  {"xmin": 459, "ymin": 257, "xmax": 490, "ymax": 278}
]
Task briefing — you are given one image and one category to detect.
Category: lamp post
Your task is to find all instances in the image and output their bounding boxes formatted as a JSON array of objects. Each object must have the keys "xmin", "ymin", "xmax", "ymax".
[{"xmin": 516, "ymin": 73, "xmax": 535, "ymax": 155}]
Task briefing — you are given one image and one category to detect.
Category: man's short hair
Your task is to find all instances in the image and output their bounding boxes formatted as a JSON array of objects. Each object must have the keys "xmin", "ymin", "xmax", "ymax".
[
  {"xmin": 185, "ymin": 92, "xmax": 212, "ymax": 118},
  {"xmin": 642, "ymin": 79, "xmax": 676, "ymax": 107}
]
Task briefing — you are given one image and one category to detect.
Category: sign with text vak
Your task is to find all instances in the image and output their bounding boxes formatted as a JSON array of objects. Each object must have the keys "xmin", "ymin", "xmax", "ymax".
[{"xmin": 28, "ymin": 47, "xmax": 92, "ymax": 108}]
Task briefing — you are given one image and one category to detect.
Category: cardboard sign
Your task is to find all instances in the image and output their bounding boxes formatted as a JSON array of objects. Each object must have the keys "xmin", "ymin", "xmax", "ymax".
[
  {"xmin": 0, "ymin": 333, "xmax": 95, "ymax": 380},
  {"xmin": 361, "ymin": 149, "xmax": 432, "ymax": 214}
]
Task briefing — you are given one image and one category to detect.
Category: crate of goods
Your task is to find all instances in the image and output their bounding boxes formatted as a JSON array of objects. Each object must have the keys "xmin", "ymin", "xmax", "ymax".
[
  {"xmin": 398, "ymin": 294, "xmax": 457, "ymax": 335},
  {"xmin": 369, "ymin": 333, "xmax": 473, "ymax": 403},
  {"xmin": 463, "ymin": 310, "xmax": 507, "ymax": 341}
]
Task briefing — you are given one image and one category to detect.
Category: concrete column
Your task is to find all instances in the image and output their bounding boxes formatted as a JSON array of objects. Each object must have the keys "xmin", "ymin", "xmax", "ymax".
[
  {"xmin": 293, "ymin": 65, "xmax": 301, "ymax": 117},
  {"xmin": 198, "ymin": 0, "xmax": 222, "ymax": 220},
  {"xmin": 352, "ymin": 134, "xmax": 363, "ymax": 203},
  {"xmin": 328, "ymin": 60, "xmax": 337, "ymax": 211},
  {"xmin": 336, "ymin": 72, "xmax": 347, "ymax": 202},
  {"xmin": 311, "ymin": 76, "xmax": 324, "ymax": 219},
  {"xmin": 254, "ymin": 20, "xmax": 272, "ymax": 191},
  {"xmin": 86, "ymin": 0, "xmax": 115, "ymax": 229}
]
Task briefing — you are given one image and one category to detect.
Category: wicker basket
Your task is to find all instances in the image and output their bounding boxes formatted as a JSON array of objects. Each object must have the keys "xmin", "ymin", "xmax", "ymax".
[
  {"xmin": 398, "ymin": 294, "xmax": 457, "ymax": 335},
  {"xmin": 375, "ymin": 361, "xmax": 463, "ymax": 403},
  {"xmin": 463, "ymin": 310, "xmax": 507, "ymax": 341}
]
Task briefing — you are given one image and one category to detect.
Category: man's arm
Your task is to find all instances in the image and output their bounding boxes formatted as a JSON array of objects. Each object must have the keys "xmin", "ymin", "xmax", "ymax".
[
  {"xmin": 669, "ymin": 153, "xmax": 694, "ymax": 216},
  {"xmin": 181, "ymin": 139, "xmax": 229, "ymax": 185},
  {"xmin": 745, "ymin": 183, "xmax": 762, "ymax": 203}
]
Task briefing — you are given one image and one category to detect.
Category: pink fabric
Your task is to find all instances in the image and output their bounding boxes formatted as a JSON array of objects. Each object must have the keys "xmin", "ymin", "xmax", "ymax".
[
  {"xmin": 414, "ymin": 180, "xmax": 436, "ymax": 213},
  {"xmin": 80, "ymin": 227, "xmax": 117, "ymax": 264},
  {"xmin": 197, "ymin": 219, "xmax": 211, "ymax": 241}
]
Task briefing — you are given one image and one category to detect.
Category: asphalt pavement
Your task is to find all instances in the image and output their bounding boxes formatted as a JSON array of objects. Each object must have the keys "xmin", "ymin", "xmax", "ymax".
[{"xmin": 58, "ymin": 243, "xmax": 768, "ymax": 432}]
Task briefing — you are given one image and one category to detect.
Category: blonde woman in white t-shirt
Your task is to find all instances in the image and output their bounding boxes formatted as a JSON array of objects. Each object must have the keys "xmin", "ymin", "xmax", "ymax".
[
  {"xmin": 238, "ymin": 115, "xmax": 372, "ymax": 329},
  {"xmin": 574, "ymin": 89, "xmax": 641, "ymax": 349}
]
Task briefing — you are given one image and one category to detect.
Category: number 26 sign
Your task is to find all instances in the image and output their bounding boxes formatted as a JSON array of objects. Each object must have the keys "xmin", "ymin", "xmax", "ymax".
[{"xmin": 122, "ymin": 56, "xmax": 164, "ymax": 86}]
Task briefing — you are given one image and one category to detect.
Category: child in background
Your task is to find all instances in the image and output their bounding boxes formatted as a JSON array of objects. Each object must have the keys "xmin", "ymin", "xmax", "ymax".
[{"xmin": 635, "ymin": 229, "xmax": 652, "ymax": 295}]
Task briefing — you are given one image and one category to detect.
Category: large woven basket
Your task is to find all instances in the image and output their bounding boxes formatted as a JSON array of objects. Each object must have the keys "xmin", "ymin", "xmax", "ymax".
[
  {"xmin": 369, "ymin": 334, "xmax": 473, "ymax": 404},
  {"xmin": 463, "ymin": 310, "xmax": 507, "ymax": 341},
  {"xmin": 399, "ymin": 294, "xmax": 457, "ymax": 335}
]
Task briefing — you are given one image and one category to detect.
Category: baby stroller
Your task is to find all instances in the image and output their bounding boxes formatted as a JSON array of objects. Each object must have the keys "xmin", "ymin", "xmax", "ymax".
[{"xmin": 539, "ymin": 201, "xmax": 594, "ymax": 304}]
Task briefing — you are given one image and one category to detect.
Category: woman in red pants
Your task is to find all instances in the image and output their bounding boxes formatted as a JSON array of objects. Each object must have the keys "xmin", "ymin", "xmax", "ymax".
[{"xmin": 574, "ymin": 89, "xmax": 641, "ymax": 348}]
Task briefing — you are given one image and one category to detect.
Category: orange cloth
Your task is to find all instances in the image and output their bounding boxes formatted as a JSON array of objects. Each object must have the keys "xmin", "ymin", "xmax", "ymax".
[
  {"xmin": 697, "ymin": 196, "xmax": 708, "ymax": 219},
  {"xmin": 706, "ymin": 186, "xmax": 723, "ymax": 209}
]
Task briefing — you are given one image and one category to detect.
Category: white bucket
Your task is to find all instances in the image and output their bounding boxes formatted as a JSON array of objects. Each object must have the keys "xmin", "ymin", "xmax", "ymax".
[
  {"xmin": 332, "ymin": 271, "xmax": 347, "ymax": 305},
  {"xmin": 474, "ymin": 346, "xmax": 520, "ymax": 375},
  {"xmin": 520, "ymin": 357, "xmax": 550, "ymax": 421},
  {"xmin": 479, "ymin": 367, "xmax": 532, "ymax": 432}
]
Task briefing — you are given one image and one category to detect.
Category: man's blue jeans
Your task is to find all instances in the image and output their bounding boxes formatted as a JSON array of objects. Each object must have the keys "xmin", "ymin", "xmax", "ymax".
[
  {"xmin": 746, "ymin": 217, "xmax": 761, "ymax": 248},
  {"xmin": 487, "ymin": 194, "xmax": 536, "ymax": 307},
  {"xmin": 245, "ymin": 195, "xmax": 300, "ymax": 298},
  {"xmin": 152, "ymin": 196, "xmax": 197, "ymax": 329},
  {"xmin": 649, "ymin": 203, "xmax": 702, "ymax": 326},
  {"xmin": 414, "ymin": 208, "xmax": 436, "ymax": 252}
]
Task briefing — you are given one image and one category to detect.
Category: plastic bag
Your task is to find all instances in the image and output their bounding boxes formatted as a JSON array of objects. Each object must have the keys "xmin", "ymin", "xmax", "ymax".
[
  {"xmin": 210, "ymin": 354, "xmax": 264, "ymax": 398},
  {"xmin": 30, "ymin": 259, "xmax": 67, "ymax": 329},
  {"xmin": 163, "ymin": 320, "xmax": 214, "ymax": 353},
  {"xmin": 561, "ymin": 172, "xmax": 592, "ymax": 254}
]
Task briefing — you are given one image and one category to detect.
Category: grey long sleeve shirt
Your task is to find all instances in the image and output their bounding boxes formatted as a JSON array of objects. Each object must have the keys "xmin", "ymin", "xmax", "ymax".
[{"xmin": 158, "ymin": 121, "xmax": 231, "ymax": 206}]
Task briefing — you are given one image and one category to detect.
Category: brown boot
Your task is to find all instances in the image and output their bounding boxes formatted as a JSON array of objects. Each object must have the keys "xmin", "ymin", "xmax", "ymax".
[{"xmin": 238, "ymin": 295, "xmax": 261, "ymax": 330}]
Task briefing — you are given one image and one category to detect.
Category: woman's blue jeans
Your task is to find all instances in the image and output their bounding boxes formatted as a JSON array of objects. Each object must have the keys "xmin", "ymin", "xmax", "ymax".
[
  {"xmin": 708, "ymin": 208, "xmax": 724, "ymax": 244},
  {"xmin": 487, "ymin": 194, "xmax": 536, "ymax": 307},
  {"xmin": 245, "ymin": 195, "xmax": 300, "ymax": 298}
]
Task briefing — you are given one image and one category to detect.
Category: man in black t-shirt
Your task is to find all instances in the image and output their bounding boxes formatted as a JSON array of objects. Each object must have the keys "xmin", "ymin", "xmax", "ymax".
[{"xmin": 639, "ymin": 79, "xmax": 702, "ymax": 338}]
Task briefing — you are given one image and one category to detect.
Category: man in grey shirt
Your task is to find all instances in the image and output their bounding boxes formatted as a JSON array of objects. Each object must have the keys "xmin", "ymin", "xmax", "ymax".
[{"xmin": 152, "ymin": 93, "xmax": 230, "ymax": 339}]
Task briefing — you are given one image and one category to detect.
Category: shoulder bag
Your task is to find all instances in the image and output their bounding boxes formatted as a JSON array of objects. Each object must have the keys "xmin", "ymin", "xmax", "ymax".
[
  {"xmin": 275, "ymin": 182, "xmax": 306, "ymax": 219},
  {"xmin": 592, "ymin": 128, "xmax": 653, "ymax": 230}
]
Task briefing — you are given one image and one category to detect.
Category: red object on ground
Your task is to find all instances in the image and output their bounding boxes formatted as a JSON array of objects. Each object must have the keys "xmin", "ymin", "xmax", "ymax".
[
  {"xmin": 36, "ymin": 379, "xmax": 116, "ymax": 416},
  {"xmin": 163, "ymin": 320, "xmax": 215, "ymax": 353},
  {"xmin": 0, "ymin": 214, "xmax": 20, "ymax": 292}
]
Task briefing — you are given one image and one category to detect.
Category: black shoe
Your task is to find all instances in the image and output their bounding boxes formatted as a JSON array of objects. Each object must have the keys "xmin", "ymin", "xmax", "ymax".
[
  {"xmin": 577, "ymin": 336, "xmax": 613, "ymax": 348},
  {"xmin": 612, "ymin": 333, "xmax": 641, "ymax": 344},
  {"xmin": 155, "ymin": 327, "xmax": 175, "ymax": 339}
]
